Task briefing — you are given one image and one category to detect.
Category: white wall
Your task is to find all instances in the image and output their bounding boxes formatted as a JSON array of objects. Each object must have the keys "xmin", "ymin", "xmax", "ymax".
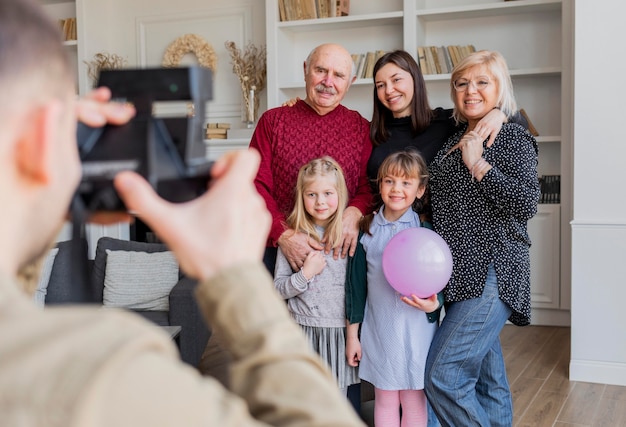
[
  {"xmin": 75, "ymin": 0, "xmax": 265, "ymax": 255},
  {"xmin": 80, "ymin": 0, "xmax": 266, "ymax": 127},
  {"xmin": 570, "ymin": 0, "xmax": 626, "ymax": 386}
]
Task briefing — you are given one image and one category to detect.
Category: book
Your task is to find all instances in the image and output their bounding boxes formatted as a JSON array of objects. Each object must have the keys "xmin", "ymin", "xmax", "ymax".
[
  {"xmin": 318, "ymin": 0, "xmax": 330, "ymax": 18},
  {"xmin": 206, "ymin": 128, "xmax": 227, "ymax": 134},
  {"xmin": 436, "ymin": 46, "xmax": 449, "ymax": 74},
  {"xmin": 278, "ymin": 0, "xmax": 287, "ymax": 21},
  {"xmin": 302, "ymin": 0, "xmax": 318, "ymax": 20},
  {"xmin": 206, "ymin": 122, "xmax": 231, "ymax": 129},
  {"xmin": 363, "ymin": 51, "xmax": 376, "ymax": 79},
  {"xmin": 440, "ymin": 46, "xmax": 453, "ymax": 74},
  {"xmin": 519, "ymin": 108, "xmax": 539, "ymax": 136},
  {"xmin": 423, "ymin": 46, "xmax": 436, "ymax": 75},
  {"xmin": 417, "ymin": 46, "xmax": 428, "ymax": 74},
  {"xmin": 335, "ymin": 0, "xmax": 350, "ymax": 16},
  {"xmin": 206, "ymin": 126, "xmax": 228, "ymax": 139},
  {"xmin": 355, "ymin": 53, "xmax": 366, "ymax": 79},
  {"xmin": 428, "ymin": 46, "xmax": 439, "ymax": 74},
  {"xmin": 62, "ymin": 18, "xmax": 76, "ymax": 41},
  {"xmin": 447, "ymin": 45, "xmax": 459, "ymax": 68},
  {"xmin": 539, "ymin": 175, "xmax": 560, "ymax": 204}
]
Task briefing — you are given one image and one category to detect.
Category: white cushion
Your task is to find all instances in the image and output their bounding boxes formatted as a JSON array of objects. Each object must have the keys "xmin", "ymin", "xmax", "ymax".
[
  {"xmin": 102, "ymin": 249, "xmax": 179, "ymax": 311},
  {"xmin": 33, "ymin": 248, "xmax": 59, "ymax": 308}
]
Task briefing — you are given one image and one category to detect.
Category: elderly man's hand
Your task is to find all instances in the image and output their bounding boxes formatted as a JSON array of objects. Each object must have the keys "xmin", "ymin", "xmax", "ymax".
[
  {"xmin": 329, "ymin": 206, "xmax": 361, "ymax": 259},
  {"xmin": 278, "ymin": 230, "xmax": 324, "ymax": 271}
]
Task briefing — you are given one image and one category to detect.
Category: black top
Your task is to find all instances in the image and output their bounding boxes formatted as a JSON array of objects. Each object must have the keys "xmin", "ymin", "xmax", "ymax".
[
  {"xmin": 429, "ymin": 123, "xmax": 540, "ymax": 325},
  {"xmin": 367, "ymin": 108, "xmax": 455, "ymax": 184}
]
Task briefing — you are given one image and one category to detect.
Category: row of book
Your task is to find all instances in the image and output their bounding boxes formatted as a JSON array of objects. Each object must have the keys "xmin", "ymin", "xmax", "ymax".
[
  {"xmin": 539, "ymin": 175, "xmax": 560, "ymax": 204},
  {"xmin": 278, "ymin": 0, "xmax": 350, "ymax": 22},
  {"xmin": 417, "ymin": 45, "xmax": 477, "ymax": 75},
  {"xmin": 58, "ymin": 17, "xmax": 77, "ymax": 42},
  {"xmin": 351, "ymin": 50, "xmax": 386, "ymax": 80}
]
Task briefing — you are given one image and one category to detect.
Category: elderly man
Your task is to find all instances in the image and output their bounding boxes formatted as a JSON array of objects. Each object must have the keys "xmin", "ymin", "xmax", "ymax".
[
  {"xmin": 250, "ymin": 43, "xmax": 373, "ymax": 273},
  {"xmin": 0, "ymin": 1, "xmax": 366, "ymax": 425}
]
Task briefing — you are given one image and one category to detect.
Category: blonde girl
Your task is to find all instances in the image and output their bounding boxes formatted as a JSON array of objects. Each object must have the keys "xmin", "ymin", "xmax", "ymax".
[{"xmin": 274, "ymin": 156, "xmax": 359, "ymax": 397}]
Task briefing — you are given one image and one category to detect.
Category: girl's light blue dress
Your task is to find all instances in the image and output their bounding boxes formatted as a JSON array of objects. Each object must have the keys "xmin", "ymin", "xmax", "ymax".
[{"xmin": 358, "ymin": 206, "xmax": 437, "ymax": 390}]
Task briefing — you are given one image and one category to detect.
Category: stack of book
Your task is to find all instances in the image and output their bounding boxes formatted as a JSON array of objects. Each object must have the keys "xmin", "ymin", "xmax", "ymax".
[
  {"xmin": 59, "ymin": 17, "xmax": 77, "ymax": 42},
  {"xmin": 205, "ymin": 123, "xmax": 231, "ymax": 140},
  {"xmin": 351, "ymin": 50, "xmax": 386, "ymax": 80},
  {"xmin": 417, "ymin": 45, "xmax": 476, "ymax": 75},
  {"xmin": 539, "ymin": 175, "xmax": 560, "ymax": 204},
  {"xmin": 278, "ymin": 0, "xmax": 350, "ymax": 21}
]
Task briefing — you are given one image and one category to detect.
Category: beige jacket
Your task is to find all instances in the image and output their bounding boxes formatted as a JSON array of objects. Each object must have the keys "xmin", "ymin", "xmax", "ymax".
[{"xmin": 0, "ymin": 263, "xmax": 365, "ymax": 427}]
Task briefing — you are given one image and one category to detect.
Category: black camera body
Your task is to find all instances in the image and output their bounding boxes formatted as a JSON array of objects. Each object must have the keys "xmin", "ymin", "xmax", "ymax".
[{"xmin": 75, "ymin": 66, "xmax": 213, "ymax": 212}]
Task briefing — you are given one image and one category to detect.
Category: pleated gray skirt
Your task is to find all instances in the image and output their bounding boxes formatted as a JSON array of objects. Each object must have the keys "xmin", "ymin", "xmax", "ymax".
[{"xmin": 300, "ymin": 325, "xmax": 360, "ymax": 389}]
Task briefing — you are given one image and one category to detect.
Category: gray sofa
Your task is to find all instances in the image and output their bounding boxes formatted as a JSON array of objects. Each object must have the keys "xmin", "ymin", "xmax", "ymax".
[{"xmin": 45, "ymin": 237, "xmax": 211, "ymax": 368}]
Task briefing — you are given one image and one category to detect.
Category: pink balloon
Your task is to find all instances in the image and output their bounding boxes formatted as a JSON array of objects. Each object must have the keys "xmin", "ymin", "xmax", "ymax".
[{"xmin": 382, "ymin": 227, "xmax": 453, "ymax": 298}]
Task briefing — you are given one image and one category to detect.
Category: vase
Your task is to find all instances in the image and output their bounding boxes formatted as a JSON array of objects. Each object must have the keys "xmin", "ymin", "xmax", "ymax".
[{"xmin": 244, "ymin": 86, "xmax": 257, "ymax": 128}]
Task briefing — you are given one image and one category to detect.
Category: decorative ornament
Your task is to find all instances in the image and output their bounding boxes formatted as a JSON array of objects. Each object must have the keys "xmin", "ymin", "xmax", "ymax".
[
  {"xmin": 162, "ymin": 34, "xmax": 217, "ymax": 71},
  {"xmin": 224, "ymin": 41, "xmax": 267, "ymax": 128},
  {"xmin": 84, "ymin": 52, "xmax": 128, "ymax": 88}
]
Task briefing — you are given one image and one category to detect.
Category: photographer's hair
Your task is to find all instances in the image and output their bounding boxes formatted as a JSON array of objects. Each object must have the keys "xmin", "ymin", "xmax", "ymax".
[
  {"xmin": 370, "ymin": 50, "xmax": 434, "ymax": 146},
  {"xmin": 0, "ymin": 0, "xmax": 74, "ymax": 116},
  {"xmin": 361, "ymin": 149, "xmax": 429, "ymax": 234},
  {"xmin": 450, "ymin": 50, "xmax": 517, "ymax": 125},
  {"xmin": 287, "ymin": 156, "xmax": 348, "ymax": 248}
]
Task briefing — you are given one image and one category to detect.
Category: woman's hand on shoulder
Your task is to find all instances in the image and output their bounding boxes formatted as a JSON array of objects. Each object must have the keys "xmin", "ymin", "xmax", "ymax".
[
  {"xmin": 474, "ymin": 107, "xmax": 507, "ymax": 147},
  {"xmin": 281, "ymin": 97, "xmax": 301, "ymax": 107}
]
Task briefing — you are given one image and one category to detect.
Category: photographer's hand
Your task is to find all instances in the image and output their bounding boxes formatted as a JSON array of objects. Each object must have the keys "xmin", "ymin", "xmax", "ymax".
[
  {"xmin": 76, "ymin": 87, "xmax": 135, "ymax": 127},
  {"xmin": 76, "ymin": 87, "xmax": 137, "ymax": 224},
  {"xmin": 114, "ymin": 149, "xmax": 271, "ymax": 282}
]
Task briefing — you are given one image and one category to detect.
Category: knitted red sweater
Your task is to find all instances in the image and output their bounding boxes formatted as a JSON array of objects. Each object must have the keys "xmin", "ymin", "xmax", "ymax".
[{"xmin": 249, "ymin": 100, "xmax": 373, "ymax": 246}]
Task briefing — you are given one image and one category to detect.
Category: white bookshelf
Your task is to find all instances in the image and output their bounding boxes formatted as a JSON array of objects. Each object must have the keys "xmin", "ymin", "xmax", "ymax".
[
  {"xmin": 40, "ymin": 0, "xmax": 88, "ymax": 95},
  {"xmin": 266, "ymin": 0, "xmax": 573, "ymax": 323}
]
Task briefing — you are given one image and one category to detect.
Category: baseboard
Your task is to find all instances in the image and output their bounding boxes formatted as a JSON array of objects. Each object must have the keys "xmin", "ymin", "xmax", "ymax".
[
  {"xmin": 530, "ymin": 308, "xmax": 570, "ymax": 326},
  {"xmin": 570, "ymin": 359, "xmax": 626, "ymax": 387}
]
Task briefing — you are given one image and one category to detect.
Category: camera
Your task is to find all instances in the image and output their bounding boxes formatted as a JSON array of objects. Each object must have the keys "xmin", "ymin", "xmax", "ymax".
[{"xmin": 74, "ymin": 66, "xmax": 214, "ymax": 212}]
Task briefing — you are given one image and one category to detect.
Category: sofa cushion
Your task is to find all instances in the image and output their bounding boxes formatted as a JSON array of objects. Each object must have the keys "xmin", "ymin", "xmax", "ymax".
[
  {"xmin": 33, "ymin": 248, "xmax": 59, "ymax": 308},
  {"xmin": 102, "ymin": 249, "xmax": 179, "ymax": 311},
  {"xmin": 46, "ymin": 238, "xmax": 93, "ymax": 304},
  {"xmin": 92, "ymin": 237, "xmax": 173, "ymax": 302}
]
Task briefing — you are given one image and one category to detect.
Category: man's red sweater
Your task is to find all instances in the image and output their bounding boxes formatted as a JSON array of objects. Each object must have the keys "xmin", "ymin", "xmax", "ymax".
[{"xmin": 249, "ymin": 100, "xmax": 373, "ymax": 247}]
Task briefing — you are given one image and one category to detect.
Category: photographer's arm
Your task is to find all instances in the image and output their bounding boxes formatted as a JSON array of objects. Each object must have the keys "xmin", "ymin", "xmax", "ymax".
[{"xmin": 109, "ymin": 150, "xmax": 364, "ymax": 426}]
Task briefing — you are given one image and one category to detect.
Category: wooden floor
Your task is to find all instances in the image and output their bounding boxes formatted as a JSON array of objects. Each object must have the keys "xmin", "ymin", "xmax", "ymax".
[
  {"xmin": 501, "ymin": 325, "xmax": 626, "ymax": 427},
  {"xmin": 200, "ymin": 326, "xmax": 626, "ymax": 426}
]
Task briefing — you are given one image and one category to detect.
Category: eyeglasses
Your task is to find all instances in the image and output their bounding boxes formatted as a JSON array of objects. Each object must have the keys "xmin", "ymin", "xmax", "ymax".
[{"xmin": 453, "ymin": 77, "xmax": 491, "ymax": 92}]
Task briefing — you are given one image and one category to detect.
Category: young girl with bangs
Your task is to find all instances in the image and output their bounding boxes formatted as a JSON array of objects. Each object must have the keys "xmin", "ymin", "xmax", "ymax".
[
  {"xmin": 274, "ymin": 156, "xmax": 360, "ymax": 398},
  {"xmin": 346, "ymin": 150, "xmax": 443, "ymax": 427}
]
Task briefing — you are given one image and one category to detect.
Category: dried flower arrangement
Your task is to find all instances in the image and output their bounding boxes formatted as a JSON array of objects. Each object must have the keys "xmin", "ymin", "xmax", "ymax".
[
  {"xmin": 84, "ymin": 52, "xmax": 128, "ymax": 87},
  {"xmin": 162, "ymin": 34, "xmax": 217, "ymax": 71},
  {"xmin": 224, "ymin": 41, "xmax": 267, "ymax": 126}
]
